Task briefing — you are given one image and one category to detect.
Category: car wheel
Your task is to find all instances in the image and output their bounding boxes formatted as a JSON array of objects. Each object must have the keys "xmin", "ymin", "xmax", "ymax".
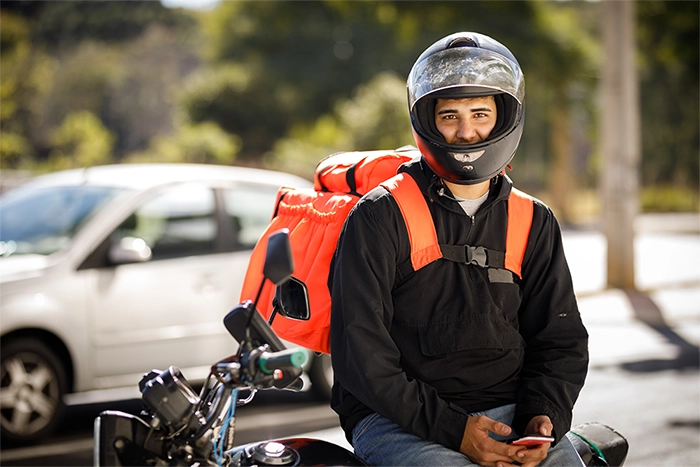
[
  {"xmin": 309, "ymin": 353, "xmax": 333, "ymax": 400},
  {"xmin": 0, "ymin": 338, "xmax": 67, "ymax": 443}
]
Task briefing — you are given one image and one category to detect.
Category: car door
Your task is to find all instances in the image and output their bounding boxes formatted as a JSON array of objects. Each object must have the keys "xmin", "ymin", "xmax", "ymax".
[
  {"xmin": 87, "ymin": 180, "xmax": 282, "ymax": 389},
  {"xmin": 88, "ymin": 182, "xmax": 243, "ymax": 388}
]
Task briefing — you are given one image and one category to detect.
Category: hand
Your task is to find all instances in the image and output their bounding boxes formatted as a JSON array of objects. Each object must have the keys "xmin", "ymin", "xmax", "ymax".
[
  {"xmin": 511, "ymin": 415, "xmax": 554, "ymax": 467},
  {"xmin": 459, "ymin": 415, "xmax": 526, "ymax": 467}
]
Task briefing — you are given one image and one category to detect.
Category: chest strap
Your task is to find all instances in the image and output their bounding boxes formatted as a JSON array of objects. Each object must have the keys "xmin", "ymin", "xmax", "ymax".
[{"xmin": 381, "ymin": 174, "xmax": 534, "ymax": 282}]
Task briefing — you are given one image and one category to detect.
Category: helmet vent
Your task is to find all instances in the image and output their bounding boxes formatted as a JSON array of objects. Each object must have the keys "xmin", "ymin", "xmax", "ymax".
[{"xmin": 447, "ymin": 37, "xmax": 477, "ymax": 49}]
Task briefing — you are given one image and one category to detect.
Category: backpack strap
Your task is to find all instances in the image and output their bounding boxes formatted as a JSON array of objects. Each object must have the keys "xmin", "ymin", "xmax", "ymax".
[
  {"xmin": 382, "ymin": 174, "xmax": 534, "ymax": 281},
  {"xmin": 504, "ymin": 188, "xmax": 534, "ymax": 279},
  {"xmin": 380, "ymin": 174, "xmax": 443, "ymax": 270}
]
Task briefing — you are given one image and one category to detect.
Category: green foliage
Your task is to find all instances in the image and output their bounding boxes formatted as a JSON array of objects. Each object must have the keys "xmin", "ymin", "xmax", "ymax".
[
  {"xmin": 334, "ymin": 72, "xmax": 413, "ymax": 150},
  {"xmin": 1, "ymin": 1, "xmax": 199, "ymax": 171},
  {"xmin": 641, "ymin": 186, "xmax": 699, "ymax": 213},
  {"xmin": 0, "ymin": 132, "xmax": 33, "ymax": 170},
  {"xmin": 194, "ymin": 0, "xmax": 596, "ymax": 175},
  {"xmin": 637, "ymin": 1, "xmax": 699, "ymax": 189},
  {"xmin": 269, "ymin": 72, "xmax": 412, "ymax": 178},
  {"xmin": 0, "ymin": 0, "xmax": 696, "ymax": 212},
  {"xmin": 3, "ymin": 0, "xmax": 195, "ymax": 49},
  {"xmin": 176, "ymin": 62, "xmax": 281, "ymax": 161},
  {"xmin": 124, "ymin": 121, "xmax": 240, "ymax": 165},
  {"xmin": 46, "ymin": 110, "xmax": 115, "ymax": 171},
  {"xmin": 0, "ymin": 10, "xmax": 56, "ymax": 168}
]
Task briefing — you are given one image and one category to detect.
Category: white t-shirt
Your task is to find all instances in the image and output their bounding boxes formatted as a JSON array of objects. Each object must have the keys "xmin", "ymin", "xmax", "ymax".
[{"xmin": 454, "ymin": 191, "xmax": 489, "ymax": 216}]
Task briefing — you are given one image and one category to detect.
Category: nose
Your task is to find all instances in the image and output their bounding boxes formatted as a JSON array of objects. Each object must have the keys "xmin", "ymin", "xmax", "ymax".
[{"xmin": 455, "ymin": 120, "xmax": 479, "ymax": 144}]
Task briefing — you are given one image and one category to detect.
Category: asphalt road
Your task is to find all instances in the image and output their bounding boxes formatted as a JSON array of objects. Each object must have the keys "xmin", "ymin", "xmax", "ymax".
[{"xmin": 1, "ymin": 389, "xmax": 338, "ymax": 466}]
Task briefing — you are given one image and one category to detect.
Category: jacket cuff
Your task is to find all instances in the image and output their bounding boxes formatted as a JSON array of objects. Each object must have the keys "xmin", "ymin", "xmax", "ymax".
[
  {"xmin": 514, "ymin": 399, "xmax": 569, "ymax": 445},
  {"xmin": 433, "ymin": 403, "xmax": 469, "ymax": 451}
]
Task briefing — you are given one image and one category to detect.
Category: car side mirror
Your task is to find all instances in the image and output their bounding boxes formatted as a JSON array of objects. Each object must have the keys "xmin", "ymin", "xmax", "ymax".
[{"xmin": 108, "ymin": 236, "xmax": 152, "ymax": 265}]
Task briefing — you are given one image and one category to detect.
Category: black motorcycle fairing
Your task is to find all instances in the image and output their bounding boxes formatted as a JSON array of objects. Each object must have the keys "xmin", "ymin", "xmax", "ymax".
[
  {"xmin": 94, "ymin": 410, "xmax": 167, "ymax": 467},
  {"xmin": 567, "ymin": 422, "xmax": 629, "ymax": 467},
  {"xmin": 227, "ymin": 437, "xmax": 367, "ymax": 466}
]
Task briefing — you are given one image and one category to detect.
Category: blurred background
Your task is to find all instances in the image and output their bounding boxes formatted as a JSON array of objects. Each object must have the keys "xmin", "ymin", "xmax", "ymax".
[
  {"xmin": 0, "ymin": 1, "xmax": 698, "ymax": 465},
  {"xmin": 1, "ymin": 0, "xmax": 698, "ymax": 223}
]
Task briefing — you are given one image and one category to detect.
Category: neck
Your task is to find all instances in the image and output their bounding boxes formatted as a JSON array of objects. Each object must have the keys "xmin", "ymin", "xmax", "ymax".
[{"xmin": 443, "ymin": 180, "xmax": 490, "ymax": 199}]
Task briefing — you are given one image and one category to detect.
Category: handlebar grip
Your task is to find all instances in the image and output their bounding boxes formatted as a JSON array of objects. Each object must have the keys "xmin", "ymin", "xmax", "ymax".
[{"xmin": 258, "ymin": 348, "xmax": 308, "ymax": 374}]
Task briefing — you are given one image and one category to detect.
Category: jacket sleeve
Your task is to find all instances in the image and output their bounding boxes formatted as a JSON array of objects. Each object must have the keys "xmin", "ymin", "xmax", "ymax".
[
  {"xmin": 513, "ymin": 202, "xmax": 589, "ymax": 443},
  {"xmin": 329, "ymin": 191, "xmax": 469, "ymax": 451}
]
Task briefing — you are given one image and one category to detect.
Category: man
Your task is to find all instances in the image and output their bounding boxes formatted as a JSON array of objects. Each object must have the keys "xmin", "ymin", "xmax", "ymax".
[{"xmin": 329, "ymin": 32, "xmax": 589, "ymax": 467}]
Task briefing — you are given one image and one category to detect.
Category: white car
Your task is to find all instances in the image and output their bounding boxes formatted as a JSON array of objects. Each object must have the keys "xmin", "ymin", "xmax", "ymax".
[{"xmin": 0, "ymin": 163, "xmax": 332, "ymax": 443}]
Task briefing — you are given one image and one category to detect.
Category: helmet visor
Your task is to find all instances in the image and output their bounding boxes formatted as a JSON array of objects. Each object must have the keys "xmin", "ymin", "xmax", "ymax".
[{"xmin": 408, "ymin": 47, "xmax": 524, "ymax": 111}]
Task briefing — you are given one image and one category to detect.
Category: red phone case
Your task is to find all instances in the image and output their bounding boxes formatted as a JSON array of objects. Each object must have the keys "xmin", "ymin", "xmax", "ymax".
[{"xmin": 509, "ymin": 436, "xmax": 554, "ymax": 446}]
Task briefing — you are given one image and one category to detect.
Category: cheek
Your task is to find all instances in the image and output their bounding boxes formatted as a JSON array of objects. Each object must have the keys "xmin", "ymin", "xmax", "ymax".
[
  {"xmin": 480, "ymin": 120, "xmax": 498, "ymax": 136},
  {"xmin": 435, "ymin": 121, "xmax": 454, "ymax": 138}
]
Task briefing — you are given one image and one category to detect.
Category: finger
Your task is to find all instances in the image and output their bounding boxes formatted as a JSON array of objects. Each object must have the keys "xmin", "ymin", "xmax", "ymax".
[
  {"xmin": 472, "ymin": 414, "xmax": 512, "ymax": 437},
  {"xmin": 468, "ymin": 448, "xmax": 519, "ymax": 467},
  {"xmin": 494, "ymin": 461, "xmax": 520, "ymax": 467},
  {"xmin": 537, "ymin": 420, "xmax": 553, "ymax": 436},
  {"xmin": 512, "ymin": 443, "xmax": 550, "ymax": 465}
]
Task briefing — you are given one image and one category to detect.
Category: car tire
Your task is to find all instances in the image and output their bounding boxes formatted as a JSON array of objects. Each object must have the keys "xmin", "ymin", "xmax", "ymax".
[
  {"xmin": 308, "ymin": 353, "xmax": 333, "ymax": 400},
  {"xmin": 0, "ymin": 338, "xmax": 68, "ymax": 443}
]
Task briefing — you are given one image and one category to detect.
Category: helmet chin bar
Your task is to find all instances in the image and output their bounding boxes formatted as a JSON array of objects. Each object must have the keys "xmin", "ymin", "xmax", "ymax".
[
  {"xmin": 413, "ymin": 129, "xmax": 518, "ymax": 185},
  {"xmin": 450, "ymin": 150, "xmax": 486, "ymax": 164}
]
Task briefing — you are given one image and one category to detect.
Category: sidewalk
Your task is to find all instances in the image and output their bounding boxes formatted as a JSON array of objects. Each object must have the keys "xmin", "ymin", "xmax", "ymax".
[{"xmin": 568, "ymin": 215, "xmax": 700, "ymax": 466}]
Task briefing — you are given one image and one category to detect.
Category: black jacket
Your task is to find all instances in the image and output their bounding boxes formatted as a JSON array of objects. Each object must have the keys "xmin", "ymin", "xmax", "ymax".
[{"xmin": 329, "ymin": 159, "xmax": 589, "ymax": 451}]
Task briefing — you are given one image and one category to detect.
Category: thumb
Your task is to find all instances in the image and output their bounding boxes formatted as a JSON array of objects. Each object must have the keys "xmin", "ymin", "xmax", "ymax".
[
  {"xmin": 493, "ymin": 420, "xmax": 512, "ymax": 436},
  {"xmin": 538, "ymin": 421, "xmax": 553, "ymax": 436}
]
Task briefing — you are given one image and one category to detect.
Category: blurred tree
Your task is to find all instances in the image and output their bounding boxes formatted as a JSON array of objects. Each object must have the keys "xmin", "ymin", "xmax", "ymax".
[
  {"xmin": 105, "ymin": 25, "xmax": 201, "ymax": 158},
  {"xmin": 193, "ymin": 0, "xmax": 578, "ymax": 168},
  {"xmin": 2, "ymin": 0, "xmax": 694, "ymax": 215},
  {"xmin": 637, "ymin": 1, "xmax": 699, "ymax": 190},
  {"xmin": 47, "ymin": 110, "xmax": 115, "ymax": 171},
  {"xmin": 189, "ymin": 0, "xmax": 611, "ymax": 221},
  {"xmin": 270, "ymin": 71, "xmax": 412, "ymax": 178},
  {"xmin": 2, "ymin": 0, "xmax": 194, "ymax": 49},
  {"xmin": 124, "ymin": 121, "xmax": 240, "ymax": 165},
  {"xmin": 0, "ymin": 10, "xmax": 55, "ymax": 169},
  {"xmin": 527, "ymin": 1, "xmax": 598, "ymax": 223},
  {"xmin": 0, "ymin": 1, "xmax": 200, "ymax": 167}
]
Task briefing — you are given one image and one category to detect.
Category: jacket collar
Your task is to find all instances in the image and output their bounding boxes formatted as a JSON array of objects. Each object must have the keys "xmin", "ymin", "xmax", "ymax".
[{"xmin": 399, "ymin": 158, "xmax": 513, "ymax": 216}]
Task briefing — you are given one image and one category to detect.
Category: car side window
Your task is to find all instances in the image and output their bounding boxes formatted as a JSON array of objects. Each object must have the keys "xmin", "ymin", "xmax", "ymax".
[
  {"xmin": 114, "ymin": 183, "xmax": 217, "ymax": 260},
  {"xmin": 222, "ymin": 185, "xmax": 279, "ymax": 250}
]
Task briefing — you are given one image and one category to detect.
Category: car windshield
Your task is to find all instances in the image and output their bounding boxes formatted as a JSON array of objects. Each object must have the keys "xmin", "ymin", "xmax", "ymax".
[{"xmin": 0, "ymin": 185, "xmax": 123, "ymax": 256}]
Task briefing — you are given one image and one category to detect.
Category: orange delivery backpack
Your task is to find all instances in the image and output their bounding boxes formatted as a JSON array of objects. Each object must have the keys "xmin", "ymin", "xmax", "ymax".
[{"xmin": 239, "ymin": 147, "xmax": 534, "ymax": 354}]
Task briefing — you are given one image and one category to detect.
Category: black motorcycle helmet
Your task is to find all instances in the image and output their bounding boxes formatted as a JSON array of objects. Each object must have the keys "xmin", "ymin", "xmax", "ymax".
[{"xmin": 407, "ymin": 32, "xmax": 525, "ymax": 185}]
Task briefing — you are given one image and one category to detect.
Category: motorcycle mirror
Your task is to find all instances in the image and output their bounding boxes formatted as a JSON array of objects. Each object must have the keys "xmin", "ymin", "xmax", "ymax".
[
  {"xmin": 273, "ymin": 277, "xmax": 311, "ymax": 321},
  {"xmin": 263, "ymin": 229, "xmax": 294, "ymax": 286}
]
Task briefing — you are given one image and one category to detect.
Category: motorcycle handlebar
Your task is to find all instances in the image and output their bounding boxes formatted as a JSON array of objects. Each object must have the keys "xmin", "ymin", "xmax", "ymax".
[{"xmin": 258, "ymin": 348, "xmax": 308, "ymax": 375}]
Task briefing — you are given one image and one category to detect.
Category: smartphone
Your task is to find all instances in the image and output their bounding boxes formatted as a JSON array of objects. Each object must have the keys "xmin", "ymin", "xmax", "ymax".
[{"xmin": 507, "ymin": 435, "xmax": 554, "ymax": 446}]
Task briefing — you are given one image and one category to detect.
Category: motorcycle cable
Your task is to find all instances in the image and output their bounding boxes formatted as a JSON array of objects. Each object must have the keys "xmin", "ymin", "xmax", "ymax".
[{"xmin": 213, "ymin": 388, "xmax": 238, "ymax": 466}]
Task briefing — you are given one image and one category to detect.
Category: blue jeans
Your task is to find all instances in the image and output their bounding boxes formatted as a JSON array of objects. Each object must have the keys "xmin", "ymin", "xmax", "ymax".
[{"xmin": 351, "ymin": 404, "xmax": 584, "ymax": 467}]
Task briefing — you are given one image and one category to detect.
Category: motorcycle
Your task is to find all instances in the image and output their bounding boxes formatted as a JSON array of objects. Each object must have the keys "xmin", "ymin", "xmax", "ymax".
[{"xmin": 94, "ymin": 229, "xmax": 628, "ymax": 467}]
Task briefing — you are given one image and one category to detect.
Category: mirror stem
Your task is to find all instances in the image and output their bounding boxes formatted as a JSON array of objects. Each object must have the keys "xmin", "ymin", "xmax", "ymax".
[{"xmin": 267, "ymin": 308, "xmax": 278, "ymax": 326}]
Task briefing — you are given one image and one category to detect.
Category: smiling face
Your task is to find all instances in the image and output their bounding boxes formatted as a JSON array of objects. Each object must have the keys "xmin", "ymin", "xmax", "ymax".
[{"xmin": 434, "ymin": 96, "xmax": 498, "ymax": 145}]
